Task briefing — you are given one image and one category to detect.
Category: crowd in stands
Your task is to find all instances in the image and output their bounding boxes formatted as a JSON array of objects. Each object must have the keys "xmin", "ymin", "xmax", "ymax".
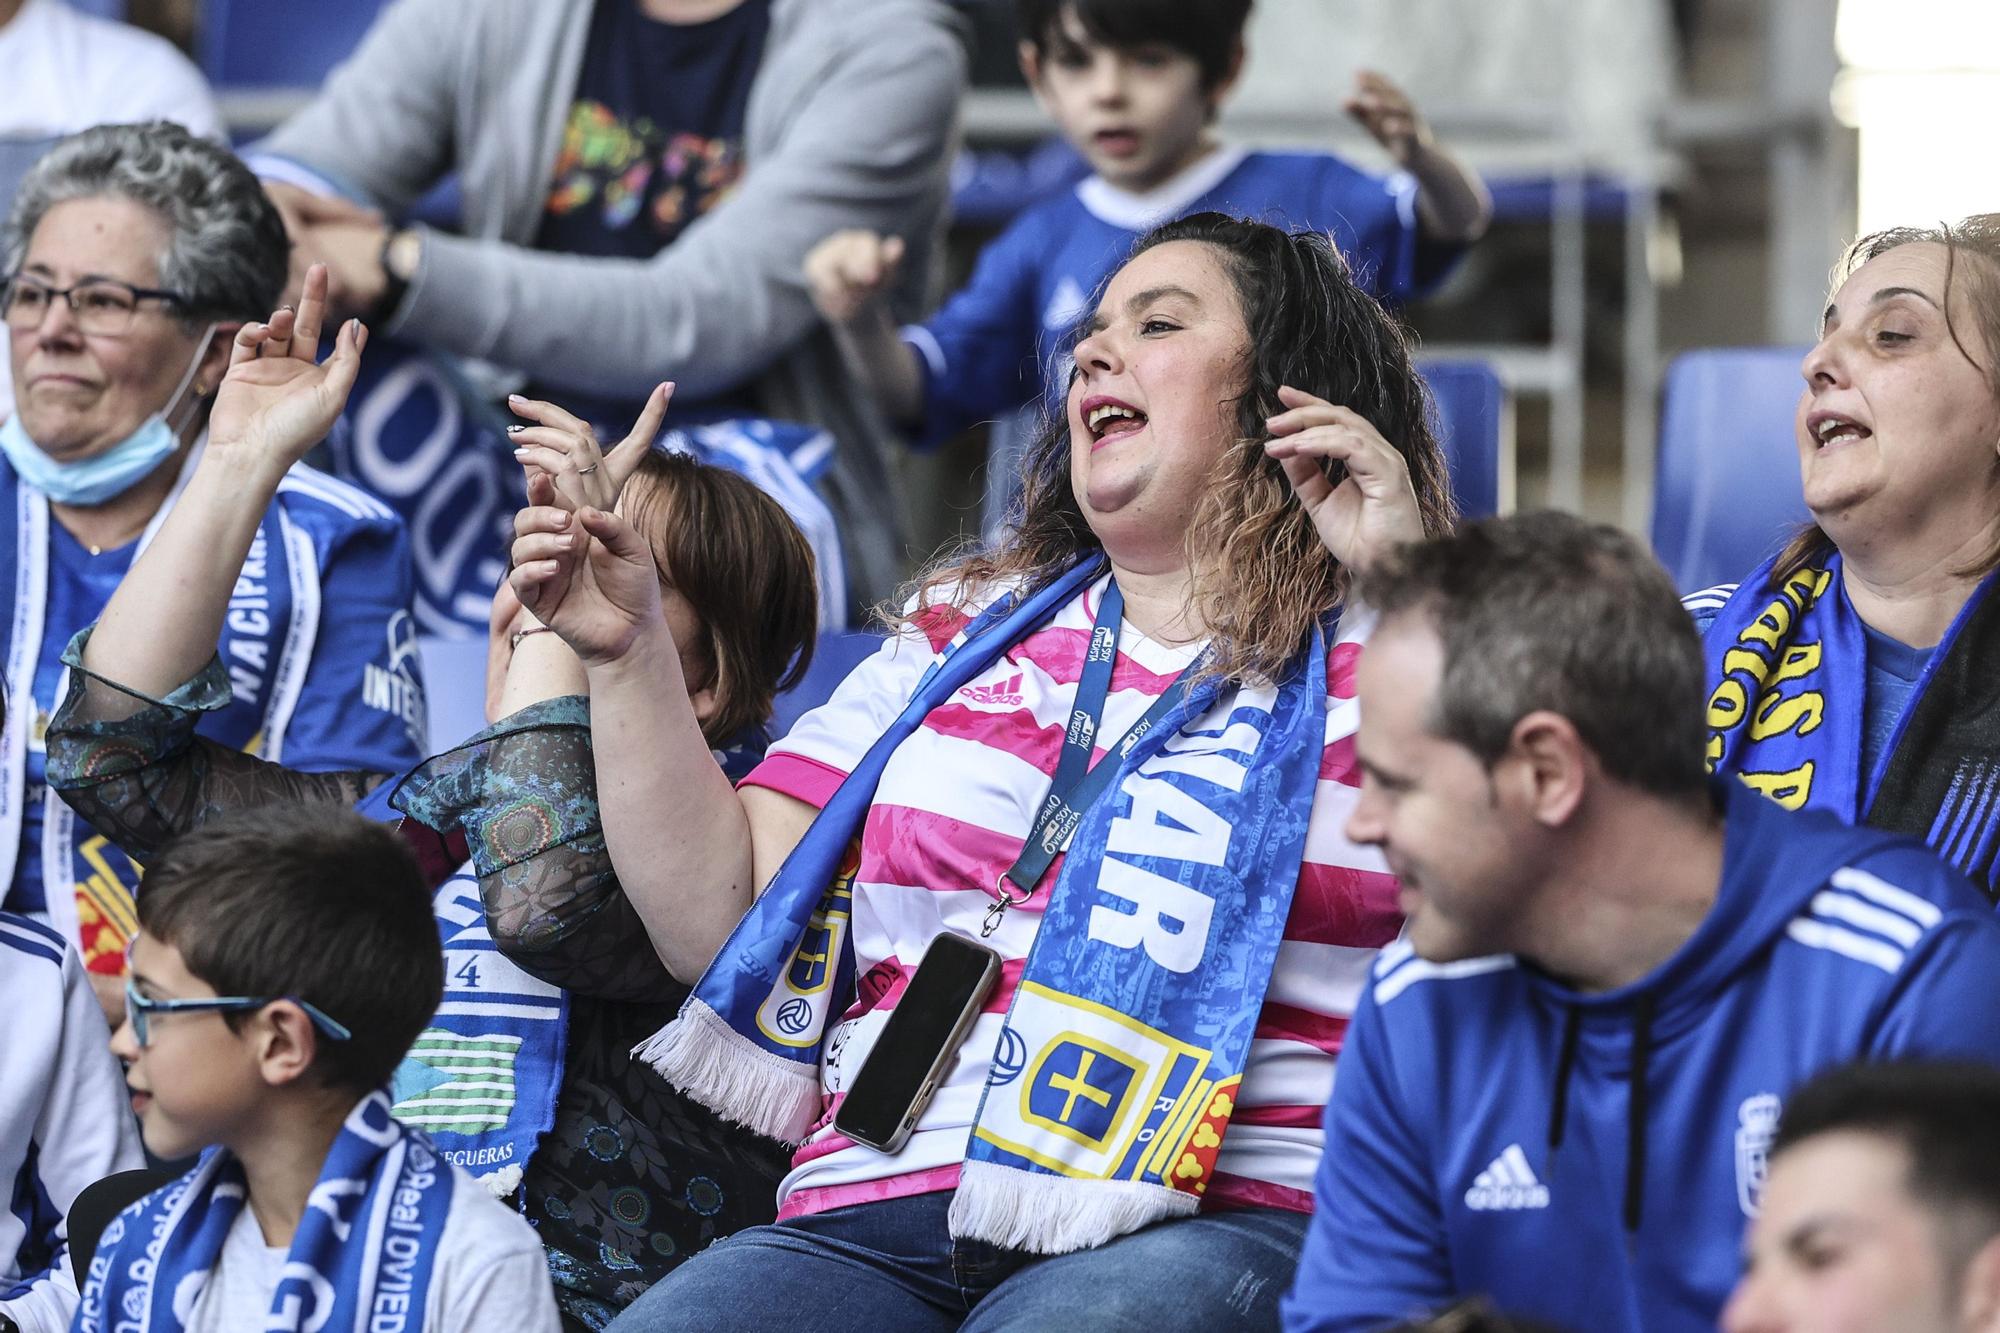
[{"xmin": 0, "ymin": 0, "xmax": 1997, "ymax": 1330}]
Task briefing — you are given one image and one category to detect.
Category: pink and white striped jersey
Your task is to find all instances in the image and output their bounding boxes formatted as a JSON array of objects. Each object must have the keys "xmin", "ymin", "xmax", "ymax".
[{"xmin": 740, "ymin": 573, "xmax": 1401, "ymax": 1219}]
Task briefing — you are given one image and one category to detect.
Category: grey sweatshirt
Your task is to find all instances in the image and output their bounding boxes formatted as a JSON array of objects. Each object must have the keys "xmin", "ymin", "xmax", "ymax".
[{"xmin": 258, "ymin": 0, "xmax": 968, "ymax": 608}]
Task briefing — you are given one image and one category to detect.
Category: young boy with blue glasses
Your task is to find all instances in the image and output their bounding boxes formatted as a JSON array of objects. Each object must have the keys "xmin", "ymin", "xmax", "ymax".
[{"xmin": 77, "ymin": 804, "xmax": 558, "ymax": 1333}]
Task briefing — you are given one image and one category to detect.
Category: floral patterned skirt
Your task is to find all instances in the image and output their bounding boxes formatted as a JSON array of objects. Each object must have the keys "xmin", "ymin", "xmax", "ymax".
[{"xmin": 525, "ymin": 993, "xmax": 790, "ymax": 1330}]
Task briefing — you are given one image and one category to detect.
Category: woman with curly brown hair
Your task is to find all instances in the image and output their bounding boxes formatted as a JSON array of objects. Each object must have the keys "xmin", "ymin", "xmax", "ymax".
[
  {"xmin": 1687, "ymin": 214, "xmax": 2000, "ymax": 900},
  {"xmin": 509, "ymin": 212, "xmax": 1453, "ymax": 1332}
]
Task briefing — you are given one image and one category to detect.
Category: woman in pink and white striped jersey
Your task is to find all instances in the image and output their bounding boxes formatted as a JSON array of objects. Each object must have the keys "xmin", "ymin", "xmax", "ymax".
[{"xmin": 510, "ymin": 212, "xmax": 1457, "ymax": 1333}]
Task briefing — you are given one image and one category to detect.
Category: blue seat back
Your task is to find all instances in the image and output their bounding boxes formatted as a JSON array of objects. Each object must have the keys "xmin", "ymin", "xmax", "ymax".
[
  {"xmin": 1418, "ymin": 359, "xmax": 1509, "ymax": 519},
  {"xmin": 1652, "ymin": 347, "xmax": 1813, "ymax": 592},
  {"xmin": 198, "ymin": 0, "xmax": 386, "ymax": 88},
  {"xmin": 772, "ymin": 630, "xmax": 887, "ymax": 741},
  {"xmin": 418, "ymin": 633, "xmax": 491, "ymax": 755}
]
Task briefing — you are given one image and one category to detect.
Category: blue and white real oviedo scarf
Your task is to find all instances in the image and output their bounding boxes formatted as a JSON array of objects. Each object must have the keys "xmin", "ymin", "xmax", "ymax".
[
  {"xmin": 637, "ymin": 558, "xmax": 1331, "ymax": 1253},
  {"xmin": 1704, "ymin": 551, "xmax": 2000, "ymax": 897},
  {"xmin": 76, "ymin": 1091, "xmax": 453, "ymax": 1333}
]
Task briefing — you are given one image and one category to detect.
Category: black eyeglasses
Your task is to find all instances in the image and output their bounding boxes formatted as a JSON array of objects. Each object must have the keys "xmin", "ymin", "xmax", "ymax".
[{"xmin": 1, "ymin": 274, "xmax": 189, "ymax": 336}]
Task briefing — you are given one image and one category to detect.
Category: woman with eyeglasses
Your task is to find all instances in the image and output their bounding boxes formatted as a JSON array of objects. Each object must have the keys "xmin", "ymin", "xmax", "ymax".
[{"xmin": 0, "ymin": 120, "xmax": 425, "ymax": 1023}]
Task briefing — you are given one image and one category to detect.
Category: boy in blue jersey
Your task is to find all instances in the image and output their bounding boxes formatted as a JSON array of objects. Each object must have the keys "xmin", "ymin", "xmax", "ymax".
[
  {"xmin": 1281, "ymin": 513, "xmax": 2000, "ymax": 1333},
  {"xmin": 804, "ymin": 0, "xmax": 1490, "ymax": 452}
]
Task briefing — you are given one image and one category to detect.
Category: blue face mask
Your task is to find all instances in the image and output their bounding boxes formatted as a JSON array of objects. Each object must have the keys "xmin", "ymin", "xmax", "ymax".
[{"xmin": 0, "ymin": 325, "xmax": 216, "ymax": 507}]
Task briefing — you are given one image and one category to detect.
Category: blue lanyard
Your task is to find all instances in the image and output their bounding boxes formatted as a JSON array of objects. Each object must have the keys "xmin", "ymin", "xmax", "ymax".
[{"xmin": 983, "ymin": 580, "xmax": 1195, "ymax": 936}]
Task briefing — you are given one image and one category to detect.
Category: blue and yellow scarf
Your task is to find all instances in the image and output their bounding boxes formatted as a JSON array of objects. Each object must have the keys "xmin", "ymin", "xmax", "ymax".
[
  {"xmin": 1703, "ymin": 551, "xmax": 2000, "ymax": 897},
  {"xmin": 636, "ymin": 559, "xmax": 1330, "ymax": 1253}
]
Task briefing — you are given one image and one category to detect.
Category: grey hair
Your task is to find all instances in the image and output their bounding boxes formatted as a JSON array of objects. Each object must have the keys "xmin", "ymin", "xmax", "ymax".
[{"xmin": 1, "ymin": 121, "xmax": 289, "ymax": 327}]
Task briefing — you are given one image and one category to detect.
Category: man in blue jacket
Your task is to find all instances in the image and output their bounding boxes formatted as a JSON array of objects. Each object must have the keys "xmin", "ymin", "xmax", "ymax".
[{"xmin": 1282, "ymin": 512, "xmax": 2000, "ymax": 1333}]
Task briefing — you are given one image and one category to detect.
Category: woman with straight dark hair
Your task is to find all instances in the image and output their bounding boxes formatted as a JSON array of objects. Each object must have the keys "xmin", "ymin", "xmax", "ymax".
[
  {"xmin": 506, "ymin": 212, "xmax": 1453, "ymax": 1331},
  {"xmin": 1689, "ymin": 214, "xmax": 2000, "ymax": 898}
]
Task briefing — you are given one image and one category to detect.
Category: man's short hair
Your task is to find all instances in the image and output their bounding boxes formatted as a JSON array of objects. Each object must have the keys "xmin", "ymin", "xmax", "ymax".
[
  {"xmin": 1016, "ymin": 0, "xmax": 1253, "ymax": 91},
  {"xmin": 136, "ymin": 803, "xmax": 442, "ymax": 1095},
  {"xmin": 1774, "ymin": 1062, "xmax": 2000, "ymax": 1267},
  {"xmin": 1357, "ymin": 510, "xmax": 1708, "ymax": 801}
]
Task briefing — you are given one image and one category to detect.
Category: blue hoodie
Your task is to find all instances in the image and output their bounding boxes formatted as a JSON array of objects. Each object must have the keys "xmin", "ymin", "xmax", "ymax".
[{"xmin": 1282, "ymin": 783, "xmax": 2000, "ymax": 1333}]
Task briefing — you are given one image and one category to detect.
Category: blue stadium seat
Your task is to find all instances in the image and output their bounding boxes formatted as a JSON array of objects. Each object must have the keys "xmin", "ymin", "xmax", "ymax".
[
  {"xmin": 1651, "ymin": 347, "xmax": 1812, "ymax": 593},
  {"xmin": 419, "ymin": 633, "xmax": 490, "ymax": 755},
  {"xmin": 1417, "ymin": 359, "xmax": 1509, "ymax": 519},
  {"xmin": 197, "ymin": 0, "xmax": 386, "ymax": 89},
  {"xmin": 772, "ymin": 630, "xmax": 886, "ymax": 741}
]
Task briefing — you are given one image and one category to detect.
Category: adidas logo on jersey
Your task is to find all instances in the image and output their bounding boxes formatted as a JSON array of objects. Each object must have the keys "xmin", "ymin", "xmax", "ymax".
[
  {"xmin": 959, "ymin": 674, "xmax": 1025, "ymax": 708},
  {"xmin": 1464, "ymin": 1144, "xmax": 1550, "ymax": 1211}
]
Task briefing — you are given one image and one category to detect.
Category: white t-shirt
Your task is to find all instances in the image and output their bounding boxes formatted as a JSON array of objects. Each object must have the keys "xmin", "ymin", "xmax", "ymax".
[
  {"xmin": 184, "ymin": 1166, "xmax": 560, "ymax": 1333},
  {"xmin": 0, "ymin": 0, "xmax": 222, "ymax": 140}
]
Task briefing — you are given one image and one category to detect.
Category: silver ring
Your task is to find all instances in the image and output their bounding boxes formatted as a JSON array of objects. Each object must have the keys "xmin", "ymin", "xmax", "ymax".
[{"xmin": 576, "ymin": 462, "xmax": 600, "ymax": 476}]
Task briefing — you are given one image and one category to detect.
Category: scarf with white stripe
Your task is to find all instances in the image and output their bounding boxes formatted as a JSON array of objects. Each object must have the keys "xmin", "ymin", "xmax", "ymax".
[
  {"xmin": 1702, "ymin": 552, "xmax": 2000, "ymax": 898},
  {"xmin": 637, "ymin": 558, "xmax": 1337, "ymax": 1253},
  {"xmin": 0, "ymin": 447, "xmax": 317, "ymax": 971},
  {"xmin": 389, "ymin": 869, "xmax": 566, "ymax": 1199},
  {"xmin": 75, "ymin": 1091, "xmax": 453, "ymax": 1333}
]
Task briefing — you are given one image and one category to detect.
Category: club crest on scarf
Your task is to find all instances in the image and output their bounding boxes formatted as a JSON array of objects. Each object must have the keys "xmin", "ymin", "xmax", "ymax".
[{"xmin": 756, "ymin": 840, "xmax": 860, "ymax": 1049}]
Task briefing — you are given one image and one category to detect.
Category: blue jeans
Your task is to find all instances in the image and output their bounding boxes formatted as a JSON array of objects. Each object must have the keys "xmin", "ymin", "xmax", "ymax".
[{"xmin": 606, "ymin": 1190, "xmax": 1308, "ymax": 1332}]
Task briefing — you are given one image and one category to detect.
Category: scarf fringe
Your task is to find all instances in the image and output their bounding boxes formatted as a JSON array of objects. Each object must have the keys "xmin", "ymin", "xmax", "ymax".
[
  {"xmin": 478, "ymin": 1164, "xmax": 523, "ymax": 1198},
  {"xmin": 947, "ymin": 1159, "xmax": 1196, "ymax": 1255},
  {"xmin": 632, "ymin": 999, "xmax": 822, "ymax": 1144}
]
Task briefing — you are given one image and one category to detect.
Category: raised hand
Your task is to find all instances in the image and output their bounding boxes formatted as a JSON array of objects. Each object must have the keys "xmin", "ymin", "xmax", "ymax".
[
  {"xmin": 804, "ymin": 230, "xmax": 906, "ymax": 324},
  {"xmin": 1265, "ymin": 385, "xmax": 1426, "ymax": 574},
  {"xmin": 506, "ymin": 383, "xmax": 673, "ymax": 514},
  {"xmin": 205, "ymin": 263, "xmax": 366, "ymax": 479},
  {"xmin": 1343, "ymin": 70, "xmax": 1432, "ymax": 166},
  {"xmin": 509, "ymin": 501, "xmax": 663, "ymax": 668}
]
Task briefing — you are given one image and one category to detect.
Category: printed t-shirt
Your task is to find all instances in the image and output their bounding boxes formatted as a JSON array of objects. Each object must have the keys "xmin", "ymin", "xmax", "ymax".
[
  {"xmin": 531, "ymin": 0, "xmax": 770, "ymax": 426},
  {"xmin": 740, "ymin": 573, "xmax": 1403, "ymax": 1219}
]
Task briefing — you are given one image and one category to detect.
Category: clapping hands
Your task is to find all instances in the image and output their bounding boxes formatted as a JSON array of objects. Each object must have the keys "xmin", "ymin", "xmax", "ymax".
[{"xmin": 505, "ymin": 384, "xmax": 675, "ymax": 667}]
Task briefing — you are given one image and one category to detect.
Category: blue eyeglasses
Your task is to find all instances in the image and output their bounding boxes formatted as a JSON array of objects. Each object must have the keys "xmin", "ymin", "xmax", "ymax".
[{"xmin": 123, "ymin": 976, "xmax": 353, "ymax": 1049}]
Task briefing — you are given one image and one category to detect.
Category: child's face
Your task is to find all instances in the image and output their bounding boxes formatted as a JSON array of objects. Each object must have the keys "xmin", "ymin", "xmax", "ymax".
[
  {"xmin": 109, "ymin": 932, "xmax": 270, "ymax": 1161},
  {"xmin": 1021, "ymin": 11, "xmax": 1231, "ymax": 194}
]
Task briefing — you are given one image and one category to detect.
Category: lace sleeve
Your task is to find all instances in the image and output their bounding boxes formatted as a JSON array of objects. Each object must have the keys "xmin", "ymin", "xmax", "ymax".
[
  {"xmin": 393, "ymin": 696, "xmax": 681, "ymax": 1004},
  {"xmin": 45, "ymin": 629, "xmax": 383, "ymax": 860}
]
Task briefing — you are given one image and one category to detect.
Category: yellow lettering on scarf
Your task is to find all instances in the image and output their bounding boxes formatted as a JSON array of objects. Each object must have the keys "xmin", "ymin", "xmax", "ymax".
[
  {"xmin": 1737, "ymin": 762, "xmax": 1816, "ymax": 810},
  {"xmin": 1720, "ymin": 647, "xmax": 1768, "ymax": 679},
  {"xmin": 1707, "ymin": 679, "xmax": 1749, "ymax": 728},
  {"xmin": 1772, "ymin": 642, "xmax": 1822, "ymax": 683},
  {"xmin": 1750, "ymin": 689, "xmax": 1824, "ymax": 740},
  {"xmin": 1742, "ymin": 601, "xmax": 1795, "ymax": 650},
  {"xmin": 1704, "ymin": 567, "xmax": 1834, "ymax": 773}
]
